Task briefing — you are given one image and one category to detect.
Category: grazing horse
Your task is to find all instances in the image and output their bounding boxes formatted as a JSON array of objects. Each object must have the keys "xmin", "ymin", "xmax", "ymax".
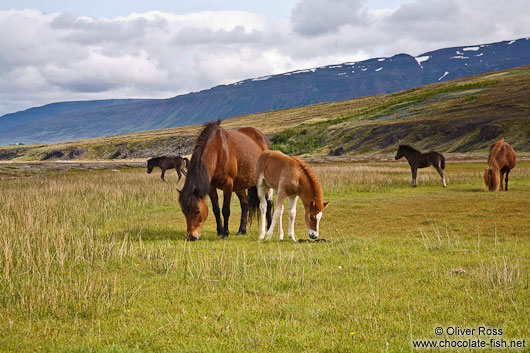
[
  {"xmin": 147, "ymin": 156, "xmax": 189, "ymax": 181},
  {"xmin": 395, "ymin": 145, "xmax": 447, "ymax": 188},
  {"xmin": 178, "ymin": 121, "xmax": 271, "ymax": 241},
  {"xmin": 483, "ymin": 138, "xmax": 516, "ymax": 191},
  {"xmin": 256, "ymin": 150, "xmax": 329, "ymax": 241}
]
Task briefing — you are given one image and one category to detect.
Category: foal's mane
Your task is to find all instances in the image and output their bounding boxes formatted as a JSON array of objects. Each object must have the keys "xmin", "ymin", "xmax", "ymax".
[
  {"xmin": 399, "ymin": 145, "xmax": 420, "ymax": 154},
  {"xmin": 179, "ymin": 121, "xmax": 221, "ymax": 213},
  {"xmin": 291, "ymin": 156, "xmax": 324, "ymax": 208}
]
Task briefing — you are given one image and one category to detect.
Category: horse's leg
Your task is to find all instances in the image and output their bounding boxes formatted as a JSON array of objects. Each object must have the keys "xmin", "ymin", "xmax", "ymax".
[
  {"xmin": 434, "ymin": 165, "xmax": 447, "ymax": 188},
  {"xmin": 266, "ymin": 189, "xmax": 272, "ymax": 228},
  {"xmin": 209, "ymin": 187, "xmax": 223, "ymax": 236},
  {"xmin": 499, "ymin": 170, "xmax": 505, "ymax": 191},
  {"xmin": 505, "ymin": 169, "xmax": 511, "ymax": 191},
  {"xmin": 277, "ymin": 205, "xmax": 284, "ymax": 240},
  {"xmin": 257, "ymin": 183, "xmax": 272, "ymax": 240},
  {"xmin": 176, "ymin": 169, "xmax": 182, "ymax": 182},
  {"xmin": 411, "ymin": 167, "xmax": 417, "ymax": 187},
  {"xmin": 221, "ymin": 183, "xmax": 234, "ymax": 238},
  {"xmin": 160, "ymin": 168, "xmax": 166, "ymax": 181},
  {"xmin": 235, "ymin": 190, "xmax": 248, "ymax": 235},
  {"xmin": 287, "ymin": 196, "xmax": 298, "ymax": 242},
  {"xmin": 266, "ymin": 190, "xmax": 286, "ymax": 240}
]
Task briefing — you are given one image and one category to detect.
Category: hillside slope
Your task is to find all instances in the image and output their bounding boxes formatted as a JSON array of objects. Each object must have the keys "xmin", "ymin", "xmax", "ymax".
[
  {"xmin": 1, "ymin": 37, "xmax": 529, "ymax": 145},
  {"xmin": 1, "ymin": 65, "xmax": 529, "ymax": 161}
]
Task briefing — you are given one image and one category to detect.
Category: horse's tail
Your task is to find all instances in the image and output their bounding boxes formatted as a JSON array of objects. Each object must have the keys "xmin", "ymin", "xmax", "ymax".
[
  {"xmin": 247, "ymin": 186, "xmax": 260, "ymax": 227},
  {"xmin": 440, "ymin": 153, "xmax": 446, "ymax": 170}
]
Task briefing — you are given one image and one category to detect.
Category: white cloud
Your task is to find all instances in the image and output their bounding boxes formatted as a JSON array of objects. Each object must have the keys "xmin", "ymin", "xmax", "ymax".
[{"xmin": 0, "ymin": 1, "xmax": 529, "ymax": 116}]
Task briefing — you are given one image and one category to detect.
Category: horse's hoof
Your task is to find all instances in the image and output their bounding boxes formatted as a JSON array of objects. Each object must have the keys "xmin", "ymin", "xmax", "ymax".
[{"xmin": 235, "ymin": 231, "xmax": 246, "ymax": 236}]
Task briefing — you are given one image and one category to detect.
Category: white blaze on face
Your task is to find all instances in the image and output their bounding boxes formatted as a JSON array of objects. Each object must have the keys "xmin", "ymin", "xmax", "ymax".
[
  {"xmin": 309, "ymin": 211, "xmax": 322, "ymax": 239},
  {"xmin": 315, "ymin": 212, "xmax": 322, "ymax": 232}
]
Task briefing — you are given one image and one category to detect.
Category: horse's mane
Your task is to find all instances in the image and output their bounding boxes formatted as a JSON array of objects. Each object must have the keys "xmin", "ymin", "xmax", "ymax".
[
  {"xmin": 399, "ymin": 145, "xmax": 420, "ymax": 154},
  {"xmin": 291, "ymin": 156, "xmax": 324, "ymax": 208},
  {"xmin": 487, "ymin": 138, "xmax": 505, "ymax": 169},
  {"xmin": 179, "ymin": 121, "xmax": 221, "ymax": 213},
  {"xmin": 147, "ymin": 156, "xmax": 162, "ymax": 163}
]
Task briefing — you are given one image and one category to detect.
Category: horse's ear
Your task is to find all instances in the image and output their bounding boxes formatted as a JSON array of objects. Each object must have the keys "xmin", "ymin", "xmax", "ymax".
[{"xmin": 323, "ymin": 201, "xmax": 329, "ymax": 209}]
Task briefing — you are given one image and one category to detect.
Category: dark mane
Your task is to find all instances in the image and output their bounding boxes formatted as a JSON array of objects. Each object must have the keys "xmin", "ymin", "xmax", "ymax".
[
  {"xmin": 291, "ymin": 156, "xmax": 324, "ymax": 207},
  {"xmin": 179, "ymin": 121, "xmax": 221, "ymax": 213},
  {"xmin": 399, "ymin": 145, "xmax": 420, "ymax": 154},
  {"xmin": 147, "ymin": 156, "xmax": 162, "ymax": 163}
]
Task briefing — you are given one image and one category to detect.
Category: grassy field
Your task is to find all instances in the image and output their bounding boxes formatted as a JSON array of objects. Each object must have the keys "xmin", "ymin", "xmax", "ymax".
[{"xmin": 1, "ymin": 157, "xmax": 530, "ymax": 352}]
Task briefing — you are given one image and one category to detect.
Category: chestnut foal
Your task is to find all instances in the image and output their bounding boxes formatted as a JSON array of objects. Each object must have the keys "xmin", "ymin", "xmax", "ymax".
[{"xmin": 255, "ymin": 150, "xmax": 328, "ymax": 241}]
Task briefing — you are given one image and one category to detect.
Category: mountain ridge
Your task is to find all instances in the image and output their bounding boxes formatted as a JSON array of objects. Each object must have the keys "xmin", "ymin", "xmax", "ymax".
[
  {"xmin": 1, "ymin": 37, "xmax": 529, "ymax": 145},
  {"xmin": 1, "ymin": 65, "xmax": 529, "ymax": 161}
]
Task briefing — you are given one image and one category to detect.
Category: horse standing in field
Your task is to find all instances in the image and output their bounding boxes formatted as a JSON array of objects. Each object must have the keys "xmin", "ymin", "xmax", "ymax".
[
  {"xmin": 178, "ymin": 121, "xmax": 272, "ymax": 241},
  {"xmin": 395, "ymin": 145, "xmax": 447, "ymax": 188},
  {"xmin": 256, "ymin": 150, "xmax": 329, "ymax": 241},
  {"xmin": 147, "ymin": 156, "xmax": 189, "ymax": 182},
  {"xmin": 483, "ymin": 138, "xmax": 516, "ymax": 191}
]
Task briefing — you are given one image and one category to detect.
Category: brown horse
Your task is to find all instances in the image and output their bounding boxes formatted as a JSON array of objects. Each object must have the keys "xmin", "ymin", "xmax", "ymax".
[
  {"xmin": 256, "ymin": 150, "xmax": 329, "ymax": 241},
  {"xmin": 484, "ymin": 138, "xmax": 516, "ymax": 191},
  {"xmin": 147, "ymin": 156, "xmax": 189, "ymax": 181},
  {"xmin": 178, "ymin": 121, "xmax": 271, "ymax": 240},
  {"xmin": 395, "ymin": 145, "xmax": 447, "ymax": 188}
]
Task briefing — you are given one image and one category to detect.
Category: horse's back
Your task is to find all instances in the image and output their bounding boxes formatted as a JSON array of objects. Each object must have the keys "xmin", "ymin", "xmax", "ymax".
[
  {"xmin": 489, "ymin": 140, "xmax": 516, "ymax": 169},
  {"xmin": 501, "ymin": 143, "xmax": 516, "ymax": 169},
  {"xmin": 256, "ymin": 150, "xmax": 299, "ymax": 191},
  {"xmin": 209, "ymin": 126, "xmax": 269, "ymax": 190},
  {"xmin": 232, "ymin": 127, "xmax": 270, "ymax": 151}
]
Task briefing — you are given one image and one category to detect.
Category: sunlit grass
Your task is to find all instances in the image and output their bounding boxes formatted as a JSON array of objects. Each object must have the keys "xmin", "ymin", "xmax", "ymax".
[{"xmin": 0, "ymin": 160, "xmax": 529, "ymax": 352}]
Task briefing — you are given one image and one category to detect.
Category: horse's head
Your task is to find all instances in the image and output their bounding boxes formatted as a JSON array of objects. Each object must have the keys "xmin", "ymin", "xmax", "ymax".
[
  {"xmin": 147, "ymin": 160, "xmax": 154, "ymax": 174},
  {"xmin": 483, "ymin": 168, "xmax": 499, "ymax": 191},
  {"xmin": 395, "ymin": 146, "xmax": 404, "ymax": 160},
  {"xmin": 178, "ymin": 189, "xmax": 208, "ymax": 241},
  {"xmin": 305, "ymin": 200, "xmax": 329, "ymax": 239}
]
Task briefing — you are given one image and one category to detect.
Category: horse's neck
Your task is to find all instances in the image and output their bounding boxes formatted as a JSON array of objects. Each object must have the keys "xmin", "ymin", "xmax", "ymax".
[
  {"xmin": 200, "ymin": 144, "xmax": 219, "ymax": 182},
  {"xmin": 298, "ymin": 173, "xmax": 319, "ymax": 208},
  {"xmin": 404, "ymin": 149, "xmax": 420, "ymax": 159}
]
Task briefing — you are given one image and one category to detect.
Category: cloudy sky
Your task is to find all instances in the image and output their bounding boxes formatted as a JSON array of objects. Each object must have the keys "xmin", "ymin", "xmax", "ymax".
[{"xmin": 0, "ymin": 0, "xmax": 529, "ymax": 116}]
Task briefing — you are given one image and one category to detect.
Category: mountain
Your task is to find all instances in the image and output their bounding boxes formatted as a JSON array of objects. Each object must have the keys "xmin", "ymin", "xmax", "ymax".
[
  {"xmin": 1, "ymin": 37, "xmax": 529, "ymax": 145},
  {"xmin": 2, "ymin": 65, "xmax": 529, "ymax": 161}
]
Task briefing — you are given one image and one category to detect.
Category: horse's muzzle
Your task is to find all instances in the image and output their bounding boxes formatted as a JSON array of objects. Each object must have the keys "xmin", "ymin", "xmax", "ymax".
[
  {"xmin": 186, "ymin": 233, "xmax": 201, "ymax": 241},
  {"xmin": 308, "ymin": 230, "xmax": 318, "ymax": 240}
]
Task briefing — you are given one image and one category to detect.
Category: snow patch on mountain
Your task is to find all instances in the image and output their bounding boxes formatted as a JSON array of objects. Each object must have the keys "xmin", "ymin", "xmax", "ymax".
[
  {"xmin": 438, "ymin": 71, "xmax": 449, "ymax": 81},
  {"xmin": 415, "ymin": 56, "xmax": 430, "ymax": 68}
]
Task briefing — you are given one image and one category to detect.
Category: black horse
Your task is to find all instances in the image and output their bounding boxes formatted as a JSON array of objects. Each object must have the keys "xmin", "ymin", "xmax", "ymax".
[
  {"xmin": 147, "ymin": 156, "xmax": 189, "ymax": 181},
  {"xmin": 395, "ymin": 145, "xmax": 446, "ymax": 188}
]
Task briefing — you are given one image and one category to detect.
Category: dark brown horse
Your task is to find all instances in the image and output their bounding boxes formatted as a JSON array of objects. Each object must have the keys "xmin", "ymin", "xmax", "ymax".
[
  {"xmin": 178, "ymin": 121, "xmax": 272, "ymax": 240},
  {"xmin": 484, "ymin": 138, "xmax": 516, "ymax": 191},
  {"xmin": 147, "ymin": 156, "xmax": 189, "ymax": 181},
  {"xmin": 395, "ymin": 145, "xmax": 446, "ymax": 188}
]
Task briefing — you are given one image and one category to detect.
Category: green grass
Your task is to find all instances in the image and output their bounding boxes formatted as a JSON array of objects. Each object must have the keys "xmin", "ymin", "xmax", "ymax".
[{"xmin": 1, "ymin": 159, "xmax": 529, "ymax": 352}]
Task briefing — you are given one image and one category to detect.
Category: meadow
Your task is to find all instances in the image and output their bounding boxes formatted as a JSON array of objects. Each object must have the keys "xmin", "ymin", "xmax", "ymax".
[{"xmin": 1, "ymin": 157, "xmax": 529, "ymax": 352}]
